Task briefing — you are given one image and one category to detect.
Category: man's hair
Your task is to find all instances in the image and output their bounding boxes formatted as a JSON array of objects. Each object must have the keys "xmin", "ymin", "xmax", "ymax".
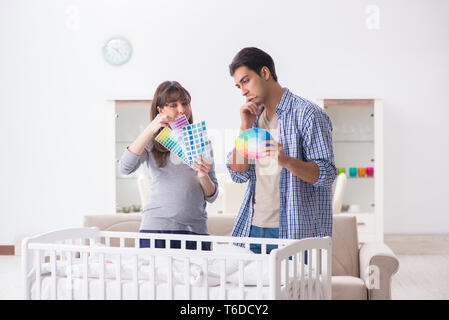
[{"xmin": 229, "ymin": 47, "xmax": 278, "ymax": 82}]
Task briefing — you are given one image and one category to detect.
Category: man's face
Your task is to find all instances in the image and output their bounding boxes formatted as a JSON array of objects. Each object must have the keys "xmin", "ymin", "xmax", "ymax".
[{"xmin": 233, "ymin": 66, "xmax": 268, "ymax": 106}]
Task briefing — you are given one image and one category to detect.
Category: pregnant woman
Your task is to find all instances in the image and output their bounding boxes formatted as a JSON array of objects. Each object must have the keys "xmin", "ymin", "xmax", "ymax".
[{"xmin": 118, "ymin": 81, "xmax": 218, "ymax": 250}]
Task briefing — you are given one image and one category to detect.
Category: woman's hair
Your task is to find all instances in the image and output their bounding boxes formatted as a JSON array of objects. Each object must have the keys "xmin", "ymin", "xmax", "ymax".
[{"xmin": 150, "ymin": 81, "xmax": 193, "ymax": 167}]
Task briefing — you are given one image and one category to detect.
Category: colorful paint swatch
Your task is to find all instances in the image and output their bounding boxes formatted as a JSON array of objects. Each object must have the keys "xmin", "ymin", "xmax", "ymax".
[
  {"xmin": 235, "ymin": 128, "xmax": 273, "ymax": 159},
  {"xmin": 155, "ymin": 127, "xmax": 191, "ymax": 166},
  {"xmin": 169, "ymin": 115, "xmax": 190, "ymax": 150},
  {"xmin": 169, "ymin": 114, "xmax": 190, "ymax": 131},
  {"xmin": 181, "ymin": 121, "xmax": 212, "ymax": 164}
]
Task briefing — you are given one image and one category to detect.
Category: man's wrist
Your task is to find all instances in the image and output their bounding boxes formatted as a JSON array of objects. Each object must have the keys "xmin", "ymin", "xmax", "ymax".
[{"xmin": 280, "ymin": 154, "xmax": 293, "ymax": 168}]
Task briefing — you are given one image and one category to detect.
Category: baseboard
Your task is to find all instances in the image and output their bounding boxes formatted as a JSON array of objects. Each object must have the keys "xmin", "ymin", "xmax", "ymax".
[{"xmin": 0, "ymin": 245, "xmax": 15, "ymax": 255}]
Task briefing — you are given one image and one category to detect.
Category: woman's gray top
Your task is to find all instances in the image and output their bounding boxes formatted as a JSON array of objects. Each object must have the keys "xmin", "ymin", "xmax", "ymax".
[{"xmin": 118, "ymin": 140, "xmax": 219, "ymax": 234}]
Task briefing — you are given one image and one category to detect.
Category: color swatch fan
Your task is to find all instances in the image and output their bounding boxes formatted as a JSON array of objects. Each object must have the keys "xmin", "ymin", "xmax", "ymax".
[
  {"xmin": 169, "ymin": 115, "xmax": 190, "ymax": 150},
  {"xmin": 235, "ymin": 128, "xmax": 273, "ymax": 159},
  {"xmin": 182, "ymin": 121, "xmax": 212, "ymax": 164},
  {"xmin": 155, "ymin": 127, "xmax": 191, "ymax": 166},
  {"xmin": 169, "ymin": 115, "xmax": 190, "ymax": 132}
]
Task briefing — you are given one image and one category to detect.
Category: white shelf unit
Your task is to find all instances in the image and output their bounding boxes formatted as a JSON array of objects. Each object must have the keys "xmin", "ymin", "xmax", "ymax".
[
  {"xmin": 106, "ymin": 99, "xmax": 152, "ymax": 213},
  {"xmin": 316, "ymin": 99, "xmax": 384, "ymax": 244}
]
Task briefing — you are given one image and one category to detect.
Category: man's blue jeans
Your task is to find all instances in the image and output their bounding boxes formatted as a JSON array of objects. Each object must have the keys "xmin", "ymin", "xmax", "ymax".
[
  {"xmin": 249, "ymin": 225, "xmax": 279, "ymax": 254},
  {"xmin": 139, "ymin": 230, "xmax": 211, "ymax": 251},
  {"xmin": 249, "ymin": 225, "xmax": 308, "ymax": 264}
]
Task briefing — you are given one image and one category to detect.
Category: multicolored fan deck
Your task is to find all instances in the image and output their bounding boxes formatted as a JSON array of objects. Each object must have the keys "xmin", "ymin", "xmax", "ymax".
[
  {"xmin": 169, "ymin": 115, "xmax": 190, "ymax": 149},
  {"xmin": 155, "ymin": 127, "xmax": 191, "ymax": 166},
  {"xmin": 169, "ymin": 115, "xmax": 190, "ymax": 131},
  {"xmin": 235, "ymin": 128, "xmax": 273, "ymax": 159},
  {"xmin": 155, "ymin": 115, "xmax": 212, "ymax": 169},
  {"xmin": 182, "ymin": 121, "xmax": 212, "ymax": 164}
]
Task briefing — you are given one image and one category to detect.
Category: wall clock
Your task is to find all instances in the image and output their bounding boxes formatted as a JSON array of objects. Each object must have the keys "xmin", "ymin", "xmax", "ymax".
[{"xmin": 102, "ymin": 37, "xmax": 132, "ymax": 66}]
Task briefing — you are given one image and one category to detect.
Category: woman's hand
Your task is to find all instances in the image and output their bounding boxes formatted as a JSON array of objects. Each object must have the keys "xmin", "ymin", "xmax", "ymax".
[
  {"xmin": 148, "ymin": 113, "xmax": 173, "ymax": 137},
  {"xmin": 194, "ymin": 156, "xmax": 216, "ymax": 197},
  {"xmin": 193, "ymin": 156, "xmax": 212, "ymax": 179},
  {"xmin": 127, "ymin": 113, "xmax": 173, "ymax": 156}
]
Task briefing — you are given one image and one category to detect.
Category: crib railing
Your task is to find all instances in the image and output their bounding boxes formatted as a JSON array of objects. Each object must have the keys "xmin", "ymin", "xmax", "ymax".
[
  {"xmin": 269, "ymin": 237, "xmax": 332, "ymax": 300},
  {"xmin": 22, "ymin": 228, "xmax": 332, "ymax": 300}
]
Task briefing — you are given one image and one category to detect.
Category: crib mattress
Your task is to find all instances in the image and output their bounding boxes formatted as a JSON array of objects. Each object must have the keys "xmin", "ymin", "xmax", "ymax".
[
  {"xmin": 31, "ymin": 276, "xmax": 278, "ymax": 300},
  {"xmin": 30, "ymin": 273, "xmax": 326, "ymax": 300}
]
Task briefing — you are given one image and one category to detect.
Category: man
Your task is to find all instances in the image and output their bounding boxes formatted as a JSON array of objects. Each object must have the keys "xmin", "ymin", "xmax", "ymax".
[{"xmin": 226, "ymin": 47, "xmax": 336, "ymax": 254}]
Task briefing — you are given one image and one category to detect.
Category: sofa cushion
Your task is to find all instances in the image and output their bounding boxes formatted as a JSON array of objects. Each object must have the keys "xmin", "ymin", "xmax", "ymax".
[
  {"xmin": 83, "ymin": 214, "xmax": 141, "ymax": 247},
  {"xmin": 332, "ymin": 215, "xmax": 360, "ymax": 277},
  {"xmin": 83, "ymin": 214, "xmax": 141, "ymax": 232},
  {"xmin": 332, "ymin": 276, "xmax": 367, "ymax": 300},
  {"xmin": 207, "ymin": 215, "xmax": 235, "ymax": 236},
  {"xmin": 83, "ymin": 214, "xmax": 236, "ymax": 237}
]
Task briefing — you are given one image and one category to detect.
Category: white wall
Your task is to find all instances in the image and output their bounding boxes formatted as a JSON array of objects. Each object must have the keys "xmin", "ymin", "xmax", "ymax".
[{"xmin": 1, "ymin": 0, "xmax": 449, "ymax": 243}]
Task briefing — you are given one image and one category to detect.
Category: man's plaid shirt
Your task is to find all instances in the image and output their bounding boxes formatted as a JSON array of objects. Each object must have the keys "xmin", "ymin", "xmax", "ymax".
[{"xmin": 226, "ymin": 88, "xmax": 337, "ymax": 239}]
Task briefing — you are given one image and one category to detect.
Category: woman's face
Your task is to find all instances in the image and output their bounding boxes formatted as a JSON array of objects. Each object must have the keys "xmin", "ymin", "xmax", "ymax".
[{"xmin": 157, "ymin": 99, "xmax": 191, "ymax": 121}]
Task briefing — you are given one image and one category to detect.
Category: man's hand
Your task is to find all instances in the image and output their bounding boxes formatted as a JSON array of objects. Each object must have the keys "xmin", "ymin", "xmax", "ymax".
[
  {"xmin": 264, "ymin": 140, "xmax": 289, "ymax": 167},
  {"xmin": 264, "ymin": 140, "xmax": 320, "ymax": 184},
  {"xmin": 240, "ymin": 102, "xmax": 260, "ymax": 130}
]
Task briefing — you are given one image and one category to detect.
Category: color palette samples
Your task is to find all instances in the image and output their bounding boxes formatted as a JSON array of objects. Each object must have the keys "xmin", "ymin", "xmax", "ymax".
[
  {"xmin": 235, "ymin": 128, "xmax": 273, "ymax": 159},
  {"xmin": 182, "ymin": 121, "xmax": 212, "ymax": 163},
  {"xmin": 155, "ymin": 127, "xmax": 191, "ymax": 166},
  {"xmin": 169, "ymin": 115, "xmax": 190, "ymax": 131},
  {"xmin": 156, "ymin": 115, "xmax": 212, "ymax": 169},
  {"xmin": 169, "ymin": 115, "xmax": 190, "ymax": 148}
]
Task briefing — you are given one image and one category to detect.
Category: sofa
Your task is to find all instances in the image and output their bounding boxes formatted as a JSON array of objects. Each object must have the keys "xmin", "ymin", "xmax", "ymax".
[{"xmin": 83, "ymin": 213, "xmax": 399, "ymax": 300}]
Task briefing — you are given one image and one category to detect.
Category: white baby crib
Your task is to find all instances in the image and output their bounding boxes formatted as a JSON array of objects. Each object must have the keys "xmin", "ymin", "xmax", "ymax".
[{"xmin": 22, "ymin": 228, "xmax": 332, "ymax": 300}]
